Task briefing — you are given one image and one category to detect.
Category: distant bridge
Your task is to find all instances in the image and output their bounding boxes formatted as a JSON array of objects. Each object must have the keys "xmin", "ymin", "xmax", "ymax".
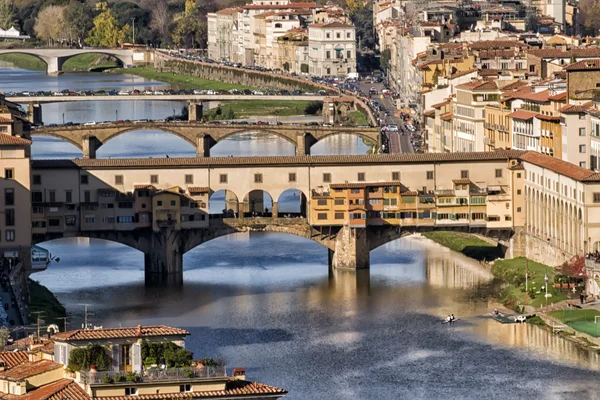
[
  {"xmin": 0, "ymin": 48, "xmax": 135, "ymax": 74},
  {"xmin": 9, "ymin": 94, "xmax": 330, "ymax": 104},
  {"xmin": 30, "ymin": 122, "xmax": 381, "ymax": 158}
]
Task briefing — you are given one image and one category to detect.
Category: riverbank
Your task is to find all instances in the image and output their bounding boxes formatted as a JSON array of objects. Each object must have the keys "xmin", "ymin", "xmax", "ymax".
[
  {"xmin": 0, "ymin": 53, "xmax": 119, "ymax": 72},
  {"xmin": 420, "ymin": 231, "xmax": 503, "ymax": 261},
  {"xmin": 27, "ymin": 278, "xmax": 66, "ymax": 327},
  {"xmin": 204, "ymin": 100, "xmax": 316, "ymax": 119}
]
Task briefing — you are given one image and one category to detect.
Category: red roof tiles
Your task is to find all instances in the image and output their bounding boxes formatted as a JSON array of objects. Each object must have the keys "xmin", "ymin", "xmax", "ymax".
[
  {"xmin": 0, "ymin": 135, "xmax": 31, "ymax": 145},
  {"xmin": 52, "ymin": 325, "xmax": 189, "ymax": 342},
  {"xmin": 564, "ymin": 58, "xmax": 600, "ymax": 71},
  {"xmin": 243, "ymin": 2, "xmax": 315, "ymax": 9},
  {"xmin": 560, "ymin": 102, "xmax": 593, "ymax": 113},
  {"xmin": 0, "ymin": 360, "xmax": 62, "ymax": 381},
  {"xmin": 519, "ymin": 152, "xmax": 600, "ymax": 181},
  {"xmin": 470, "ymin": 40, "xmax": 527, "ymax": 50},
  {"xmin": 508, "ymin": 110, "xmax": 537, "ymax": 120},
  {"xmin": 20, "ymin": 378, "xmax": 90, "ymax": 400},
  {"xmin": 330, "ymin": 181, "xmax": 401, "ymax": 189},
  {"xmin": 0, "ymin": 351, "xmax": 28, "ymax": 368}
]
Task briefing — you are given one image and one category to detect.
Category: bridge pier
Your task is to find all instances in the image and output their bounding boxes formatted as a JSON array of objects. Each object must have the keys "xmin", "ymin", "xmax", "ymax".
[
  {"xmin": 82, "ymin": 136, "xmax": 102, "ymax": 159},
  {"xmin": 26, "ymin": 103, "xmax": 43, "ymax": 126},
  {"xmin": 45, "ymin": 56, "xmax": 67, "ymax": 75},
  {"xmin": 196, "ymin": 134, "xmax": 217, "ymax": 157},
  {"xmin": 329, "ymin": 226, "xmax": 370, "ymax": 270},
  {"xmin": 144, "ymin": 227, "xmax": 185, "ymax": 285},
  {"xmin": 189, "ymin": 102, "xmax": 204, "ymax": 121},
  {"xmin": 296, "ymin": 132, "xmax": 317, "ymax": 156}
]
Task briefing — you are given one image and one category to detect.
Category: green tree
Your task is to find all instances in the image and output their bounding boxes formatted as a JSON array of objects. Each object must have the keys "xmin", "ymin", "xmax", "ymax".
[
  {"xmin": 184, "ymin": 0, "xmax": 196, "ymax": 16},
  {"xmin": 351, "ymin": 4, "xmax": 375, "ymax": 51},
  {"xmin": 86, "ymin": 9, "xmax": 128, "ymax": 47},
  {"xmin": 0, "ymin": 0, "xmax": 15, "ymax": 30},
  {"xmin": 64, "ymin": 1, "xmax": 92, "ymax": 47},
  {"xmin": 172, "ymin": 15, "xmax": 206, "ymax": 48},
  {"xmin": 380, "ymin": 48, "xmax": 391, "ymax": 70}
]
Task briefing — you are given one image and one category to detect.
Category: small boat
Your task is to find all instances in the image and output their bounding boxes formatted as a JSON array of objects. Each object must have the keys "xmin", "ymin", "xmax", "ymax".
[
  {"xmin": 441, "ymin": 318, "xmax": 459, "ymax": 324},
  {"xmin": 490, "ymin": 312, "xmax": 517, "ymax": 324}
]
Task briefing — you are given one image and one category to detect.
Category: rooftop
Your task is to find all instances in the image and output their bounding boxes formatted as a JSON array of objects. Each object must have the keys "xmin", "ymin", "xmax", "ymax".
[
  {"xmin": 0, "ymin": 360, "xmax": 62, "ymax": 381},
  {"xmin": 508, "ymin": 110, "xmax": 538, "ymax": 120},
  {"xmin": 52, "ymin": 325, "xmax": 189, "ymax": 342},
  {"xmin": 19, "ymin": 378, "xmax": 89, "ymax": 400},
  {"xmin": 0, "ymin": 134, "xmax": 31, "ymax": 146},
  {"xmin": 520, "ymin": 152, "xmax": 600, "ymax": 181},
  {"xmin": 243, "ymin": 2, "xmax": 315, "ymax": 9},
  {"xmin": 564, "ymin": 59, "xmax": 600, "ymax": 71},
  {"xmin": 329, "ymin": 181, "xmax": 402, "ymax": 189},
  {"xmin": 0, "ymin": 351, "xmax": 28, "ymax": 368}
]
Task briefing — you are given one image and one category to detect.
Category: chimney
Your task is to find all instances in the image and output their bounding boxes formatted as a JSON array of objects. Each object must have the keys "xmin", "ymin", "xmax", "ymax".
[
  {"xmin": 232, "ymin": 368, "xmax": 246, "ymax": 380},
  {"xmin": 136, "ymin": 325, "xmax": 142, "ymax": 337}
]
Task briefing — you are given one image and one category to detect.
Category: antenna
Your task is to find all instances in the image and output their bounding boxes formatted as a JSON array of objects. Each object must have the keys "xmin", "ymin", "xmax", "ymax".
[
  {"xmin": 56, "ymin": 316, "xmax": 68, "ymax": 332},
  {"xmin": 30, "ymin": 312, "xmax": 45, "ymax": 338},
  {"xmin": 78, "ymin": 304, "xmax": 93, "ymax": 330}
]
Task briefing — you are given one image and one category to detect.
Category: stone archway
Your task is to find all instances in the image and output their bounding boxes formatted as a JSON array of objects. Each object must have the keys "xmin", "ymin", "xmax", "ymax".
[{"xmin": 242, "ymin": 189, "xmax": 274, "ymax": 217}]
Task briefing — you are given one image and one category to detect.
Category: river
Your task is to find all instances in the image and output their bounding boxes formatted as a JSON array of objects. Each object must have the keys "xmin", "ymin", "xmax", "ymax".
[{"xmin": 3, "ymin": 64, "xmax": 600, "ymax": 398}]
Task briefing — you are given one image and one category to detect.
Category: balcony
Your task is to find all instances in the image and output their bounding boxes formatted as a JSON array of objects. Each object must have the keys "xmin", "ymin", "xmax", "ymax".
[
  {"xmin": 434, "ymin": 189, "xmax": 454, "ymax": 196},
  {"xmin": 311, "ymin": 190, "xmax": 330, "ymax": 198},
  {"xmin": 80, "ymin": 366, "xmax": 227, "ymax": 385}
]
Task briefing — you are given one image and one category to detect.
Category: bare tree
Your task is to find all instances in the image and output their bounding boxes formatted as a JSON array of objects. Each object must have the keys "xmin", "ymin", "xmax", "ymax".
[
  {"xmin": 34, "ymin": 6, "xmax": 67, "ymax": 46},
  {"xmin": 150, "ymin": 0, "xmax": 171, "ymax": 45}
]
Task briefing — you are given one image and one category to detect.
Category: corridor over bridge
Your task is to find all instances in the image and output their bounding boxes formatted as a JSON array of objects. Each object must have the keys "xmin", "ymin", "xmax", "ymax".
[{"xmin": 30, "ymin": 122, "xmax": 381, "ymax": 157}]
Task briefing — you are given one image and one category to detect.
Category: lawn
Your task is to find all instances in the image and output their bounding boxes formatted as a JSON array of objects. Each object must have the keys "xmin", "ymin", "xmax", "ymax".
[
  {"xmin": 493, "ymin": 257, "xmax": 569, "ymax": 308},
  {"xmin": 62, "ymin": 54, "xmax": 120, "ymax": 71},
  {"xmin": 0, "ymin": 54, "xmax": 46, "ymax": 70},
  {"xmin": 110, "ymin": 66, "xmax": 257, "ymax": 91},
  {"xmin": 549, "ymin": 309, "xmax": 600, "ymax": 337},
  {"xmin": 206, "ymin": 100, "xmax": 314, "ymax": 118},
  {"xmin": 27, "ymin": 278, "xmax": 66, "ymax": 328},
  {"xmin": 421, "ymin": 231, "xmax": 503, "ymax": 261},
  {"xmin": 349, "ymin": 110, "xmax": 369, "ymax": 126}
]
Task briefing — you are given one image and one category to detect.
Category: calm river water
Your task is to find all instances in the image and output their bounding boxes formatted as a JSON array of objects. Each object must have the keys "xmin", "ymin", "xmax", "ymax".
[{"xmin": 3, "ymin": 64, "xmax": 600, "ymax": 399}]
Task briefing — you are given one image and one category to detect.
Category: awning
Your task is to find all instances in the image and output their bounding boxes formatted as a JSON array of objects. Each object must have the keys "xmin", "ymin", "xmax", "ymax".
[{"xmin": 487, "ymin": 185, "xmax": 502, "ymax": 191}]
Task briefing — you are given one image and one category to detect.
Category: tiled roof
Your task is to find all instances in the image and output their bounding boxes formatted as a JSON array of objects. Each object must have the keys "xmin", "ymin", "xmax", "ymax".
[
  {"xmin": 478, "ymin": 69, "xmax": 500, "ymax": 77},
  {"xmin": 188, "ymin": 186, "xmax": 210, "ymax": 193},
  {"xmin": 535, "ymin": 114, "xmax": 560, "ymax": 122},
  {"xmin": 0, "ymin": 134, "xmax": 31, "ymax": 145},
  {"xmin": 500, "ymin": 80, "xmax": 529, "ymax": 91},
  {"xmin": 527, "ymin": 47, "xmax": 600, "ymax": 59},
  {"xmin": 431, "ymin": 100, "xmax": 451, "ymax": 109},
  {"xmin": 440, "ymin": 112, "xmax": 453, "ymax": 121},
  {"xmin": 423, "ymin": 110, "xmax": 435, "ymax": 117},
  {"xmin": 0, "ymin": 360, "xmax": 62, "ymax": 381},
  {"xmin": 215, "ymin": 7, "xmax": 240, "ymax": 15},
  {"xmin": 329, "ymin": 181, "xmax": 401, "ymax": 189},
  {"xmin": 563, "ymin": 58, "xmax": 600, "ymax": 71},
  {"xmin": 519, "ymin": 152, "xmax": 600, "ymax": 181},
  {"xmin": 548, "ymin": 91, "xmax": 567, "ymax": 101},
  {"xmin": 508, "ymin": 110, "xmax": 537, "ymax": 120},
  {"xmin": 31, "ymin": 151, "xmax": 528, "ymax": 170},
  {"xmin": 243, "ymin": 2, "xmax": 315, "ymax": 9},
  {"xmin": 134, "ymin": 184, "xmax": 156, "ymax": 190},
  {"xmin": 509, "ymin": 163, "xmax": 525, "ymax": 170},
  {"xmin": 456, "ymin": 80, "xmax": 498, "ymax": 90},
  {"xmin": 400, "ymin": 191, "xmax": 418, "ymax": 196},
  {"xmin": 20, "ymin": 378, "xmax": 90, "ymax": 400},
  {"xmin": 0, "ymin": 351, "xmax": 28, "ymax": 368},
  {"xmin": 452, "ymin": 179, "xmax": 471, "ymax": 184},
  {"xmin": 95, "ymin": 379, "xmax": 287, "ymax": 399},
  {"xmin": 560, "ymin": 102, "xmax": 593, "ymax": 113},
  {"xmin": 310, "ymin": 21, "xmax": 353, "ymax": 28},
  {"xmin": 52, "ymin": 325, "xmax": 189, "ymax": 342},
  {"xmin": 470, "ymin": 40, "xmax": 527, "ymax": 50}
]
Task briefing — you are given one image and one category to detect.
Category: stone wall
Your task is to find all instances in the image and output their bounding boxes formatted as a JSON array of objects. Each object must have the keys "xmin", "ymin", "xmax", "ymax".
[{"xmin": 507, "ymin": 229, "xmax": 572, "ymax": 267}]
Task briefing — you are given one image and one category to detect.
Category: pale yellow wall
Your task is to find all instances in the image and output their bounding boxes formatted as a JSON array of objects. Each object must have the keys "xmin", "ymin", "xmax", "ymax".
[
  {"xmin": 0, "ymin": 146, "xmax": 31, "ymax": 248},
  {"xmin": 25, "ymin": 367, "xmax": 64, "ymax": 390},
  {"xmin": 92, "ymin": 380, "xmax": 226, "ymax": 397}
]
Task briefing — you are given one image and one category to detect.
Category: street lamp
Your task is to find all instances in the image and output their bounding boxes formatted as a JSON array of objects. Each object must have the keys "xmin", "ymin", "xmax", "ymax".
[
  {"xmin": 62, "ymin": 113, "xmax": 65, "ymax": 125},
  {"xmin": 115, "ymin": 110, "xmax": 118, "ymax": 122}
]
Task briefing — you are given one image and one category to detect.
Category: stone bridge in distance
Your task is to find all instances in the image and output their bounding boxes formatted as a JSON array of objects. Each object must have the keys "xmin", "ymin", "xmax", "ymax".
[
  {"xmin": 31, "ymin": 123, "xmax": 381, "ymax": 157},
  {"xmin": 0, "ymin": 48, "xmax": 135, "ymax": 74},
  {"xmin": 32, "ymin": 218, "xmax": 512, "ymax": 285}
]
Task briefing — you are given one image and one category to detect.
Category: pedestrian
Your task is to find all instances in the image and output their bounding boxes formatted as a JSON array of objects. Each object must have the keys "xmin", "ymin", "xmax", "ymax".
[{"xmin": 580, "ymin": 291, "xmax": 585, "ymax": 304}]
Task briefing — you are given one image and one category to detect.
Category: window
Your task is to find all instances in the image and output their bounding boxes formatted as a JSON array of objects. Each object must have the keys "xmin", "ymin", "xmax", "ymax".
[
  {"xmin": 580, "ymin": 127, "xmax": 586, "ymax": 136},
  {"xmin": 326, "ymin": 33, "xmax": 330, "ymax": 38},
  {"xmin": 517, "ymin": 207, "xmax": 522, "ymax": 212},
  {"xmin": 334, "ymin": 199, "xmax": 344, "ymax": 205},
  {"xmin": 47, "ymin": 218, "xmax": 60, "ymax": 227},
  {"xmin": 117, "ymin": 216, "xmax": 134, "ymax": 223},
  {"xmin": 517, "ymin": 189, "xmax": 522, "ymax": 195},
  {"xmin": 66, "ymin": 191, "xmax": 72, "ymax": 203},
  {"xmin": 66, "ymin": 216, "xmax": 76, "ymax": 226},
  {"xmin": 180, "ymin": 384, "xmax": 191, "ymax": 393},
  {"xmin": 580, "ymin": 161, "xmax": 586, "ymax": 168},
  {"xmin": 49, "ymin": 191, "xmax": 56, "ymax": 203},
  {"xmin": 32, "ymin": 206, "xmax": 43, "ymax": 214},
  {"xmin": 517, "ymin": 173, "xmax": 522, "ymax": 178},
  {"xmin": 323, "ymin": 173, "xmax": 331, "ymax": 183},
  {"xmin": 326, "ymin": 50, "xmax": 331, "ymax": 59},
  {"xmin": 580, "ymin": 113, "xmax": 586, "ymax": 120},
  {"xmin": 125, "ymin": 388, "xmax": 138, "ymax": 396},
  {"xmin": 289, "ymin": 173, "xmax": 296, "ymax": 182},
  {"xmin": 594, "ymin": 193, "xmax": 600, "ymax": 203},
  {"xmin": 357, "ymin": 172, "xmax": 365, "ymax": 181},
  {"xmin": 4, "ymin": 169, "xmax": 13, "ymax": 179},
  {"xmin": 461, "ymin": 170, "xmax": 469, "ymax": 179},
  {"xmin": 150, "ymin": 175, "xmax": 159, "ymax": 184},
  {"xmin": 317, "ymin": 199, "xmax": 327, "ymax": 206},
  {"xmin": 392, "ymin": 171, "xmax": 400, "ymax": 181},
  {"xmin": 220, "ymin": 174, "xmax": 228, "ymax": 183},
  {"xmin": 157, "ymin": 201, "xmax": 163, "ymax": 206},
  {"xmin": 426, "ymin": 171, "xmax": 434, "ymax": 180},
  {"xmin": 84, "ymin": 215, "xmax": 95, "ymax": 224},
  {"xmin": 505, "ymin": 215, "xmax": 512, "ymax": 221},
  {"xmin": 170, "ymin": 200, "xmax": 176, "ymax": 206},
  {"xmin": 495, "ymin": 169, "xmax": 502, "ymax": 178},
  {"xmin": 347, "ymin": 50, "xmax": 351, "ymax": 59},
  {"xmin": 31, "ymin": 191, "xmax": 42, "ymax": 202},
  {"xmin": 334, "ymin": 212, "xmax": 344, "ymax": 219},
  {"xmin": 118, "ymin": 202, "xmax": 133, "ymax": 209},
  {"xmin": 254, "ymin": 173, "xmax": 263, "ymax": 183},
  {"xmin": 336, "ymin": 32, "xmax": 340, "ymax": 38},
  {"xmin": 185, "ymin": 174, "xmax": 194, "ymax": 184},
  {"xmin": 4, "ymin": 189, "xmax": 13, "ymax": 206},
  {"xmin": 5, "ymin": 230, "xmax": 14, "ymax": 242},
  {"xmin": 32, "ymin": 175, "xmax": 41, "ymax": 185},
  {"xmin": 5, "ymin": 210, "xmax": 14, "ymax": 226},
  {"xmin": 580, "ymin": 145, "xmax": 586, "ymax": 153},
  {"xmin": 115, "ymin": 175, "xmax": 123, "ymax": 185},
  {"xmin": 84, "ymin": 191, "xmax": 91, "ymax": 203},
  {"xmin": 80, "ymin": 175, "xmax": 88, "ymax": 184},
  {"xmin": 346, "ymin": 32, "xmax": 351, "ymax": 38},
  {"xmin": 317, "ymin": 213, "xmax": 327, "ymax": 220},
  {"xmin": 350, "ymin": 189, "xmax": 361, "ymax": 194}
]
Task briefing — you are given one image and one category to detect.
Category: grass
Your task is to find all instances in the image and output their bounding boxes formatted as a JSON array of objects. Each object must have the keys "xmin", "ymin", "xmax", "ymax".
[
  {"xmin": 110, "ymin": 66, "xmax": 257, "ymax": 91},
  {"xmin": 421, "ymin": 231, "xmax": 503, "ymax": 261},
  {"xmin": 493, "ymin": 257, "xmax": 569, "ymax": 309},
  {"xmin": 349, "ymin": 110, "xmax": 369, "ymax": 126},
  {"xmin": 27, "ymin": 278, "xmax": 66, "ymax": 328},
  {"xmin": 206, "ymin": 100, "xmax": 314, "ymax": 118},
  {"xmin": 0, "ymin": 53, "xmax": 119, "ymax": 72},
  {"xmin": 549, "ymin": 309, "xmax": 600, "ymax": 337}
]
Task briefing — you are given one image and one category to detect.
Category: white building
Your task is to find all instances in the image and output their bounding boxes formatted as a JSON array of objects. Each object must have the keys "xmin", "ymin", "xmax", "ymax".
[{"xmin": 308, "ymin": 21, "xmax": 356, "ymax": 77}]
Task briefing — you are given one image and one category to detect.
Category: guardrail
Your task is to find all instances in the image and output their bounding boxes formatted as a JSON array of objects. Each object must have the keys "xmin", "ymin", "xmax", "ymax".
[{"xmin": 80, "ymin": 366, "xmax": 227, "ymax": 384}]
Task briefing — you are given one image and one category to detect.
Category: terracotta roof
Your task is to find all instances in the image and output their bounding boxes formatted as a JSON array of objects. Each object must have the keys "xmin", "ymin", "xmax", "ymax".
[
  {"xmin": 400, "ymin": 191, "xmax": 418, "ymax": 196},
  {"xmin": 0, "ymin": 360, "xmax": 62, "ymax": 381},
  {"xmin": 215, "ymin": 7, "xmax": 240, "ymax": 15},
  {"xmin": 500, "ymin": 80, "xmax": 529, "ymax": 91},
  {"xmin": 509, "ymin": 163, "xmax": 525, "ymax": 170},
  {"xmin": 535, "ymin": 114, "xmax": 560, "ymax": 122},
  {"xmin": 440, "ymin": 112, "xmax": 453, "ymax": 121},
  {"xmin": 527, "ymin": 47, "xmax": 600, "ymax": 59},
  {"xmin": 470, "ymin": 40, "xmax": 527, "ymax": 50},
  {"xmin": 0, "ymin": 351, "xmax": 28, "ymax": 368},
  {"xmin": 456, "ymin": 80, "xmax": 498, "ymax": 90},
  {"xmin": 243, "ymin": 2, "xmax": 315, "ymax": 9},
  {"xmin": 431, "ymin": 100, "xmax": 451, "ymax": 109},
  {"xmin": 560, "ymin": 102, "xmax": 593, "ymax": 113},
  {"xmin": 0, "ymin": 134, "xmax": 31, "ymax": 145},
  {"xmin": 452, "ymin": 179, "xmax": 471, "ymax": 184},
  {"xmin": 20, "ymin": 378, "xmax": 90, "ymax": 400},
  {"xmin": 52, "ymin": 325, "xmax": 189, "ymax": 342},
  {"xmin": 423, "ymin": 110, "xmax": 435, "ymax": 117},
  {"xmin": 31, "ymin": 151, "xmax": 528, "ymax": 170},
  {"xmin": 329, "ymin": 181, "xmax": 401, "ymax": 189},
  {"xmin": 519, "ymin": 152, "xmax": 600, "ymax": 181},
  {"xmin": 134, "ymin": 184, "xmax": 156, "ymax": 190},
  {"xmin": 548, "ymin": 91, "xmax": 567, "ymax": 101},
  {"xmin": 563, "ymin": 58, "xmax": 600, "ymax": 71},
  {"xmin": 310, "ymin": 21, "xmax": 353, "ymax": 28},
  {"xmin": 188, "ymin": 186, "xmax": 210, "ymax": 193},
  {"xmin": 95, "ymin": 379, "xmax": 287, "ymax": 399},
  {"xmin": 508, "ymin": 110, "xmax": 537, "ymax": 120},
  {"xmin": 450, "ymin": 69, "xmax": 476, "ymax": 79}
]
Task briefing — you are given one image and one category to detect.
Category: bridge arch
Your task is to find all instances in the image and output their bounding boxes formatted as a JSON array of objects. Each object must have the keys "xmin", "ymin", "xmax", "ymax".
[
  {"xmin": 209, "ymin": 189, "xmax": 240, "ymax": 217},
  {"xmin": 242, "ymin": 189, "xmax": 274, "ymax": 217},
  {"xmin": 30, "ymin": 132, "xmax": 83, "ymax": 151},
  {"xmin": 277, "ymin": 188, "xmax": 308, "ymax": 217},
  {"xmin": 32, "ymin": 231, "xmax": 150, "ymax": 254},
  {"xmin": 0, "ymin": 52, "xmax": 49, "ymax": 70},
  {"xmin": 94, "ymin": 126, "xmax": 198, "ymax": 149},
  {"xmin": 215, "ymin": 129, "xmax": 298, "ymax": 147},
  {"xmin": 315, "ymin": 130, "xmax": 377, "ymax": 146}
]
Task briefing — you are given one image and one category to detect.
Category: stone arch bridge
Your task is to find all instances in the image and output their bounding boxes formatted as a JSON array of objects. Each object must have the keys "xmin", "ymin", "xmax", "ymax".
[
  {"xmin": 0, "ymin": 48, "xmax": 134, "ymax": 74},
  {"xmin": 32, "ymin": 218, "xmax": 512, "ymax": 285},
  {"xmin": 31, "ymin": 122, "xmax": 381, "ymax": 158}
]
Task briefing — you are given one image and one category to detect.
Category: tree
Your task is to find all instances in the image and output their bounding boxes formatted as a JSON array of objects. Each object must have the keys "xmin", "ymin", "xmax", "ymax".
[
  {"xmin": 150, "ymin": 0, "xmax": 171, "ymax": 45},
  {"xmin": 0, "ymin": 0, "xmax": 15, "ymax": 30},
  {"xmin": 184, "ymin": 0, "xmax": 196, "ymax": 17},
  {"xmin": 34, "ymin": 6, "xmax": 67, "ymax": 46},
  {"xmin": 172, "ymin": 15, "xmax": 206, "ymax": 48},
  {"xmin": 64, "ymin": 1, "xmax": 92, "ymax": 47},
  {"xmin": 432, "ymin": 66, "xmax": 441, "ymax": 86},
  {"xmin": 351, "ymin": 4, "xmax": 376, "ymax": 51},
  {"xmin": 560, "ymin": 255, "xmax": 587, "ymax": 279},
  {"xmin": 86, "ymin": 9, "xmax": 128, "ymax": 47},
  {"xmin": 304, "ymin": 101, "xmax": 323, "ymax": 115},
  {"xmin": 380, "ymin": 48, "xmax": 391, "ymax": 70}
]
